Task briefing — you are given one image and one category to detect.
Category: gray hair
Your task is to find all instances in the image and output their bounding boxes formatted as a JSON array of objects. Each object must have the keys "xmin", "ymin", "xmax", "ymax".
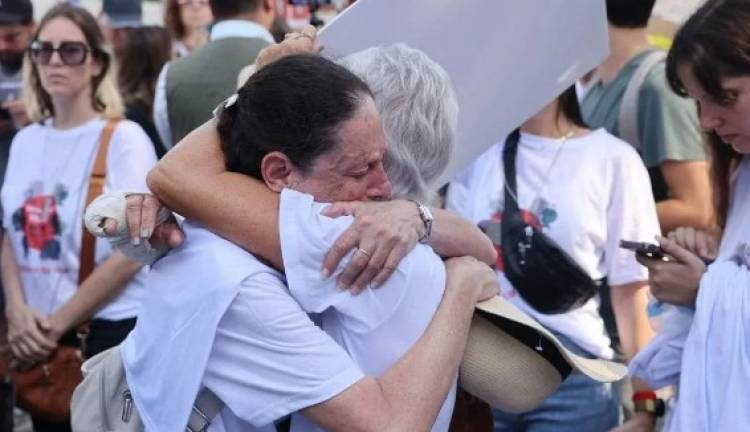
[{"xmin": 340, "ymin": 44, "xmax": 458, "ymax": 204}]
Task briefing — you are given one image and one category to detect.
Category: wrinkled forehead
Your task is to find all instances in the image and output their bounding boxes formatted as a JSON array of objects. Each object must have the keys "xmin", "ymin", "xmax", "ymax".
[{"xmin": 325, "ymin": 95, "xmax": 387, "ymax": 169}]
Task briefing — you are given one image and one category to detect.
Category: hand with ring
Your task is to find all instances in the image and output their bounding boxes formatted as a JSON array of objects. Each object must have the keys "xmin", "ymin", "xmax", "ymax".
[{"xmin": 320, "ymin": 200, "xmax": 425, "ymax": 293}]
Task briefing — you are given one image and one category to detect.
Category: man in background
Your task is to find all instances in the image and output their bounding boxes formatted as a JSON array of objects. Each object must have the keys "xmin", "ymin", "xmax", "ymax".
[
  {"xmin": 581, "ymin": 0, "xmax": 711, "ymax": 234},
  {"xmin": 153, "ymin": 0, "xmax": 275, "ymax": 148}
]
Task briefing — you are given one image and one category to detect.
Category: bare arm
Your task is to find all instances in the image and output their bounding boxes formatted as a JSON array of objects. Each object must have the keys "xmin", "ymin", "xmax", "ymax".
[
  {"xmin": 610, "ymin": 280, "xmax": 658, "ymax": 430},
  {"xmin": 148, "ymin": 121, "xmax": 285, "ymax": 269},
  {"xmin": 610, "ymin": 281, "xmax": 653, "ymax": 361},
  {"xmin": 430, "ymin": 207, "xmax": 496, "ymax": 264},
  {"xmin": 149, "ymin": 121, "xmax": 494, "ymax": 280},
  {"xmin": 301, "ymin": 257, "xmax": 496, "ymax": 432},
  {"xmin": 46, "ymin": 252, "xmax": 142, "ymax": 340},
  {"xmin": 656, "ymin": 160, "xmax": 713, "ymax": 234}
]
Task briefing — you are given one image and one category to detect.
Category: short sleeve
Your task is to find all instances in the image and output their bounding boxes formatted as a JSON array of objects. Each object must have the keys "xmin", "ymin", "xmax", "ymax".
[
  {"xmin": 106, "ymin": 120, "xmax": 158, "ymax": 193},
  {"xmin": 203, "ymin": 271, "xmax": 364, "ymax": 427},
  {"xmin": 638, "ymin": 64, "xmax": 706, "ymax": 168},
  {"xmin": 279, "ymin": 189, "xmax": 410, "ymax": 333},
  {"xmin": 604, "ymin": 145, "xmax": 661, "ymax": 286}
]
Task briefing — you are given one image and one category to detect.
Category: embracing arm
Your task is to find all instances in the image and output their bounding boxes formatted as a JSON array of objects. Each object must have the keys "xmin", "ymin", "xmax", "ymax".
[
  {"xmin": 149, "ymin": 121, "xmax": 495, "ymax": 280},
  {"xmin": 302, "ymin": 257, "xmax": 495, "ymax": 431},
  {"xmin": 430, "ymin": 207, "xmax": 495, "ymax": 264},
  {"xmin": 147, "ymin": 121, "xmax": 285, "ymax": 270}
]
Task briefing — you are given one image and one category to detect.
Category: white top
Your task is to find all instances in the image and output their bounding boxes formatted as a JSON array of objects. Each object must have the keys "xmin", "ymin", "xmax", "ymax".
[
  {"xmin": 278, "ymin": 189, "xmax": 456, "ymax": 432},
  {"xmin": 153, "ymin": 20, "xmax": 274, "ymax": 149},
  {"xmin": 121, "ymin": 222, "xmax": 364, "ymax": 432},
  {"xmin": 666, "ymin": 156, "xmax": 750, "ymax": 431},
  {"xmin": 446, "ymin": 129, "xmax": 659, "ymax": 358},
  {"xmin": 1, "ymin": 118, "xmax": 156, "ymax": 320}
]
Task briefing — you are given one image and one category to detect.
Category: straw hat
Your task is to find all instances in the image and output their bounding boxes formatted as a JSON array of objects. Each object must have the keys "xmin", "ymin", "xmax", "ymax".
[{"xmin": 460, "ymin": 296, "xmax": 628, "ymax": 413}]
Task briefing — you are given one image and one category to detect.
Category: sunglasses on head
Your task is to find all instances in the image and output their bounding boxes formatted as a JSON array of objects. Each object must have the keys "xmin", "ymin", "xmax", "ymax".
[{"xmin": 29, "ymin": 41, "xmax": 91, "ymax": 66}]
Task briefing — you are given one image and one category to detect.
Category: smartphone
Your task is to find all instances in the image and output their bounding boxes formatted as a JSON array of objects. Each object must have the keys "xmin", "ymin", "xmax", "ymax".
[
  {"xmin": 620, "ymin": 240, "xmax": 716, "ymax": 265},
  {"xmin": 619, "ymin": 240, "xmax": 669, "ymax": 261}
]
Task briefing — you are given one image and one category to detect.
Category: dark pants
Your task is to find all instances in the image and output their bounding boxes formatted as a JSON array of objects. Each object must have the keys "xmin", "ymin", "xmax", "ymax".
[{"xmin": 29, "ymin": 317, "xmax": 137, "ymax": 432}]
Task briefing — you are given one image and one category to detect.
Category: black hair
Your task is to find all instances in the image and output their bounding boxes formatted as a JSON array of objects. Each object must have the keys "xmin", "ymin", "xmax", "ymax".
[
  {"xmin": 217, "ymin": 54, "xmax": 373, "ymax": 179},
  {"xmin": 209, "ymin": 0, "xmax": 261, "ymax": 21},
  {"xmin": 665, "ymin": 0, "xmax": 749, "ymax": 228},
  {"xmin": 556, "ymin": 86, "xmax": 587, "ymax": 129},
  {"xmin": 606, "ymin": 0, "xmax": 656, "ymax": 28}
]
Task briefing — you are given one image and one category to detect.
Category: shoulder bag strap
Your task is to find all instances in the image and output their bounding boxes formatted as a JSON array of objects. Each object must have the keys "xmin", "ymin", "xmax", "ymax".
[
  {"xmin": 618, "ymin": 50, "xmax": 667, "ymax": 152},
  {"xmin": 78, "ymin": 119, "xmax": 120, "ymax": 285},
  {"xmin": 502, "ymin": 128, "xmax": 522, "ymax": 219}
]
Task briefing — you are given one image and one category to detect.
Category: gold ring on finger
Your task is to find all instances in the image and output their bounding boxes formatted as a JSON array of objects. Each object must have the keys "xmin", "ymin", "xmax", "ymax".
[{"xmin": 356, "ymin": 248, "xmax": 372, "ymax": 259}]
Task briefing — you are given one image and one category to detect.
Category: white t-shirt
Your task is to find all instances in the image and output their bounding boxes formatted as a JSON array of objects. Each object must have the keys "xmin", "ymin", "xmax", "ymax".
[
  {"xmin": 278, "ymin": 189, "xmax": 456, "ymax": 432},
  {"xmin": 1, "ymin": 118, "xmax": 156, "ymax": 320},
  {"xmin": 122, "ymin": 222, "xmax": 364, "ymax": 432},
  {"xmin": 667, "ymin": 156, "xmax": 750, "ymax": 431},
  {"xmin": 446, "ymin": 129, "xmax": 659, "ymax": 358}
]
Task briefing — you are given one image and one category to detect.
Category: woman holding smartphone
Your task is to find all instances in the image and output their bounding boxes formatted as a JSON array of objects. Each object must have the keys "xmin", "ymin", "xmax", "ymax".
[{"xmin": 638, "ymin": 1, "xmax": 750, "ymax": 429}]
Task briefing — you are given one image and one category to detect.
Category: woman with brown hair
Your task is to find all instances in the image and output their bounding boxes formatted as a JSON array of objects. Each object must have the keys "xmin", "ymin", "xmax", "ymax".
[
  {"xmin": 638, "ymin": 0, "xmax": 750, "ymax": 429},
  {"xmin": 164, "ymin": 0, "xmax": 213, "ymax": 57},
  {"xmin": 0, "ymin": 4, "xmax": 156, "ymax": 431},
  {"xmin": 118, "ymin": 26, "xmax": 173, "ymax": 158}
]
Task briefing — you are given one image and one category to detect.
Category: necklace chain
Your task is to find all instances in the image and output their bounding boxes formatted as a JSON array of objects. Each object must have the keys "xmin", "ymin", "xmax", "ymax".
[{"xmin": 503, "ymin": 129, "xmax": 575, "ymax": 207}]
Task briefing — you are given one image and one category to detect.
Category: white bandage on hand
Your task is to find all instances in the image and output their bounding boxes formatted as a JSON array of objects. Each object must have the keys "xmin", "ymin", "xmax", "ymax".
[{"xmin": 84, "ymin": 192, "xmax": 174, "ymax": 265}]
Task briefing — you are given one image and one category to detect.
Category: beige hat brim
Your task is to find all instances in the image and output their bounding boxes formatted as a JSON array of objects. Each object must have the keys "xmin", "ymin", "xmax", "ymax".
[{"xmin": 475, "ymin": 296, "xmax": 628, "ymax": 383}]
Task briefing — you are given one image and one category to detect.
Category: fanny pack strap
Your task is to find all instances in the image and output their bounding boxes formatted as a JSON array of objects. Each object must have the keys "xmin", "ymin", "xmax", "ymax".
[
  {"xmin": 502, "ymin": 128, "xmax": 523, "ymax": 219},
  {"xmin": 186, "ymin": 388, "xmax": 224, "ymax": 432}
]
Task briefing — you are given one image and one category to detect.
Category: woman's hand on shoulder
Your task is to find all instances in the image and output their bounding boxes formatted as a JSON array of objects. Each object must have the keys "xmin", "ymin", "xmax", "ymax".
[
  {"xmin": 320, "ymin": 200, "xmax": 426, "ymax": 293},
  {"xmin": 256, "ymin": 25, "xmax": 321, "ymax": 70}
]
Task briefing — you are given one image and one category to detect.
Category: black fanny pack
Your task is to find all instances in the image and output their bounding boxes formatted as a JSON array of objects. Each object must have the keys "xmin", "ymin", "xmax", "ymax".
[{"xmin": 500, "ymin": 129, "xmax": 602, "ymax": 314}]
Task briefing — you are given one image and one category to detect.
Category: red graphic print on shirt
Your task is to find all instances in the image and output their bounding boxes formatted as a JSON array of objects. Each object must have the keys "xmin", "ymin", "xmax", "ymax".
[
  {"xmin": 11, "ymin": 187, "xmax": 67, "ymax": 259},
  {"xmin": 480, "ymin": 209, "xmax": 543, "ymax": 270}
]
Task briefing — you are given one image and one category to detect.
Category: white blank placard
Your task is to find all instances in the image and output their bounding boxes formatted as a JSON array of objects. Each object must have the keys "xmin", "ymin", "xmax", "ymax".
[{"xmin": 319, "ymin": 0, "xmax": 609, "ymax": 187}]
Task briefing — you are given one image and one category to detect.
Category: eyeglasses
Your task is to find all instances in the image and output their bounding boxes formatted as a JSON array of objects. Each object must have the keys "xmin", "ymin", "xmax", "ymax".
[
  {"xmin": 177, "ymin": 0, "xmax": 209, "ymax": 8},
  {"xmin": 29, "ymin": 41, "xmax": 90, "ymax": 66}
]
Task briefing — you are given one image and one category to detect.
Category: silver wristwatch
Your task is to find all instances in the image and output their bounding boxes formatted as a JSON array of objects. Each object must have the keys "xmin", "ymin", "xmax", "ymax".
[{"xmin": 410, "ymin": 200, "xmax": 433, "ymax": 244}]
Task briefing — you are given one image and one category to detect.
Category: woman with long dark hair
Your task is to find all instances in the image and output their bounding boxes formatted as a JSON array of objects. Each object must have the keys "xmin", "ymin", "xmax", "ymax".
[
  {"xmin": 118, "ymin": 26, "xmax": 173, "ymax": 158},
  {"xmin": 637, "ymin": 1, "xmax": 750, "ymax": 429}
]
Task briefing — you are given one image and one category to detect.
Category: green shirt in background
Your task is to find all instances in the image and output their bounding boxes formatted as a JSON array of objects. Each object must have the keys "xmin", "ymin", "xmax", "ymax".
[{"xmin": 581, "ymin": 49, "xmax": 705, "ymax": 201}]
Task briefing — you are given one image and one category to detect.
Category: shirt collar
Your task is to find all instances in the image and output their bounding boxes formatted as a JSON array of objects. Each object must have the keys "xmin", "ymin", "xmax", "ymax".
[{"xmin": 210, "ymin": 20, "xmax": 274, "ymax": 44}]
